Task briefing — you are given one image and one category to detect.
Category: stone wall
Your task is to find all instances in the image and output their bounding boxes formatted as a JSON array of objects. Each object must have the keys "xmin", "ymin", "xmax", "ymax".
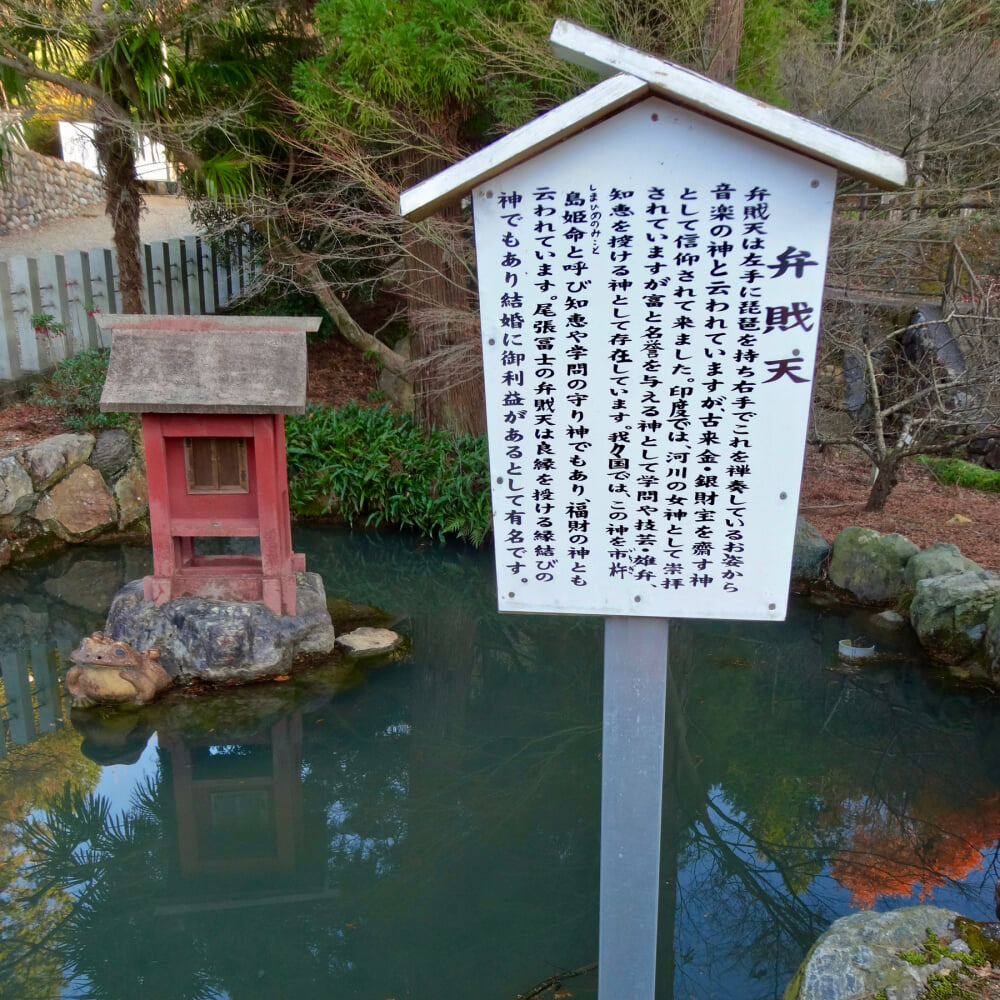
[
  {"xmin": 0, "ymin": 147, "xmax": 104, "ymax": 236},
  {"xmin": 0, "ymin": 429, "xmax": 148, "ymax": 566}
]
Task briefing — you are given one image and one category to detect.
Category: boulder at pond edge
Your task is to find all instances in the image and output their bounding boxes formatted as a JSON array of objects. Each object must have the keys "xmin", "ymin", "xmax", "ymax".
[
  {"xmin": 828, "ymin": 527, "xmax": 920, "ymax": 605},
  {"xmin": 909, "ymin": 571, "xmax": 1000, "ymax": 663},
  {"xmin": 784, "ymin": 906, "xmax": 960, "ymax": 1000},
  {"xmin": 980, "ymin": 601, "xmax": 1000, "ymax": 685},
  {"xmin": 903, "ymin": 542, "xmax": 985, "ymax": 590},
  {"xmin": 0, "ymin": 429, "xmax": 149, "ymax": 560},
  {"xmin": 792, "ymin": 517, "xmax": 830, "ymax": 586}
]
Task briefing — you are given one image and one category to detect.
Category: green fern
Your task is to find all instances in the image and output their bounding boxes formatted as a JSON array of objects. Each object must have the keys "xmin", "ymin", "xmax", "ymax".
[{"xmin": 285, "ymin": 402, "xmax": 492, "ymax": 545}]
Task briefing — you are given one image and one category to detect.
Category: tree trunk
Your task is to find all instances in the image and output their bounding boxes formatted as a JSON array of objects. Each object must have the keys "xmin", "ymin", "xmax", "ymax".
[
  {"xmin": 865, "ymin": 460, "xmax": 899, "ymax": 512},
  {"xmin": 704, "ymin": 0, "xmax": 745, "ymax": 85},
  {"xmin": 94, "ymin": 113, "xmax": 146, "ymax": 313},
  {"xmin": 88, "ymin": 0, "xmax": 145, "ymax": 317},
  {"xmin": 400, "ymin": 149, "xmax": 485, "ymax": 437},
  {"xmin": 835, "ymin": 0, "xmax": 848, "ymax": 62}
]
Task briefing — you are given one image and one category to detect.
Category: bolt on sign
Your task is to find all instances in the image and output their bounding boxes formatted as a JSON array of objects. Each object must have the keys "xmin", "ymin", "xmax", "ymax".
[{"xmin": 401, "ymin": 21, "xmax": 906, "ymax": 623}]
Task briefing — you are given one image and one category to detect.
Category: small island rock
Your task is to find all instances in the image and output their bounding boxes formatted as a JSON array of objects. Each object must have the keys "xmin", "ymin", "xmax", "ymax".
[
  {"xmin": 105, "ymin": 571, "xmax": 336, "ymax": 683},
  {"xmin": 336, "ymin": 627, "xmax": 403, "ymax": 658}
]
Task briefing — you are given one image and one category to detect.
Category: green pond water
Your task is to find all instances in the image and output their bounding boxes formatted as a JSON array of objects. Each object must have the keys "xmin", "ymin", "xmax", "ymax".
[{"xmin": 1, "ymin": 526, "xmax": 999, "ymax": 1000}]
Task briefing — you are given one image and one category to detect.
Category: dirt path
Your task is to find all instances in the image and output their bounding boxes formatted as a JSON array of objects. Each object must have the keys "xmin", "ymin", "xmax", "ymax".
[
  {"xmin": 800, "ymin": 446, "xmax": 1000, "ymax": 573},
  {"xmin": 0, "ymin": 196, "xmax": 200, "ymax": 261}
]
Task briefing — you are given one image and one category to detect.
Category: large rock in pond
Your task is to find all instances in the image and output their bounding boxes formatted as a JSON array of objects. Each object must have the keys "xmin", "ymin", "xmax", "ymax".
[
  {"xmin": 828, "ymin": 527, "xmax": 919, "ymax": 605},
  {"xmin": 791, "ymin": 518, "xmax": 830, "ymax": 586},
  {"xmin": 104, "ymin": 572, "xmax": 336, "ymax": 683},
  {"xmin": 910, "ymin": 570, "xmax": 1000, "ymax": 663},
  {"xmin": 903, "ymin": 542, "xmax": 985, "ymax": 590},
  {"xmin": 784, "ymin": 906, "xmax": 960, "ymax": 1000}
]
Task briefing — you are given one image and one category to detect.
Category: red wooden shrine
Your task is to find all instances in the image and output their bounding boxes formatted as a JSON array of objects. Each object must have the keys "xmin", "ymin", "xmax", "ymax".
[{"xmin": 100, "ymin": 315, "xmax": 322, "ymax": 616}]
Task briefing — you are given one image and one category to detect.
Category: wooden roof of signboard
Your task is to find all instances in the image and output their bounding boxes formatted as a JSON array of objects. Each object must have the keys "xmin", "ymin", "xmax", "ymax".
[
  {"xmin": 99, "ymin": 314, "xmax": 321, "ymax": 414},
  {"xmin": 399, "ymin": 20, "xmax": 907, "ymax": 222}
]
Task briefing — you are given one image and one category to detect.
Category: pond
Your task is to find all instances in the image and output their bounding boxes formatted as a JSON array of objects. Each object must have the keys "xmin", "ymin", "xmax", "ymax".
[{"xmin": 1, "ymin": 526, "xmax": 999, "ymax": 1000}]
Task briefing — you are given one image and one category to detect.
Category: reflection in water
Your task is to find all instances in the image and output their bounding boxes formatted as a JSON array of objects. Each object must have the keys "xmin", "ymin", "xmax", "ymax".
[
  {"xmin": 830, "ymin": 792, "xmax": 1000, "ymax": 909},
  {"xmin": 0, "ymin": 529, "xmax": 998, "ymax": 999},
  {"xmin": 162, "ymin": 715, "xmax": 306, "ymax": 882}
]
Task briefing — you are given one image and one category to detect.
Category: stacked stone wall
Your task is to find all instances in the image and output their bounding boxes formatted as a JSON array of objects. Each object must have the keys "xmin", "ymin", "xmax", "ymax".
[
  {"xmin": 0, "ymin": 429, "xmax": 148, "ymax": 567},
  {"xmin": 0, "ymin": 146, "xmax": 104, "ymax": 236}
]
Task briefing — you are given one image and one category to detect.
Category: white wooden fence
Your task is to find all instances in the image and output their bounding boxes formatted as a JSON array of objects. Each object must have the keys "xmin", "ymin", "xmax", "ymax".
[{"xmin": 0, "ymin": 234, "xmax": 253, "ymax": 380}]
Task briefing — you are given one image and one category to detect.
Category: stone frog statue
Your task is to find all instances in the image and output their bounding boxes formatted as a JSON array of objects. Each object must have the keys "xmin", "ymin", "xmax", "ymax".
[{"xmin": 66, "ymin": 632, "xmax": 173, "ymax": 707}]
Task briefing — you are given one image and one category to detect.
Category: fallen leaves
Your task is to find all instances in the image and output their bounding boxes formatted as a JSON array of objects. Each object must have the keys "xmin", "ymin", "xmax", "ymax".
[{"xmin": 971, "ymin": 962, "xmax": 1000, "ymax": 979}]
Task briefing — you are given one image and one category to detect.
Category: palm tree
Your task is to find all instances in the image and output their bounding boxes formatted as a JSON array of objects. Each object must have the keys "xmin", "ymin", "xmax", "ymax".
[{"xmin": 0, "ymin": 0, "xmax": 278, "ymax": 312}]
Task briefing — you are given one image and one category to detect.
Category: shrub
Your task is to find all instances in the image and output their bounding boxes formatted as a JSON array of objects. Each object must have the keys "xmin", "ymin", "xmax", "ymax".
[
  {"xmin": 21, "ymin": 114, "xmax": 61, "ymax": 158},
  {"xmin": 30, "ymin": 348, "xmax": 135, "ymax": 432},
  {"xmin": 285, "ymin": 402, "xmax": 492, "ymax": 544},
  {"xmin": 917, "ymin": 455, "xmax": 1000, "ymax": 493}
]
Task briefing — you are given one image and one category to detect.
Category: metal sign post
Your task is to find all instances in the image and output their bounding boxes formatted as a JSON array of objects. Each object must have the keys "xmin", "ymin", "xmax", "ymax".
[
  {"xmin": 600, "ymin": 617, "xmax": 669, "ymax": 999},
  {"xmin": 399, "ymin": 21, "xmax": 905, "ymax": 999}
]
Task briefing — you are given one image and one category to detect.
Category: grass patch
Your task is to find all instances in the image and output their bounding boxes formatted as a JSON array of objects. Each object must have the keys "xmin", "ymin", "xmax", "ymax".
[
  {"xmin": 921, "ymin": 972, "xmax": 976, "ymax": 1000},
  {"xmin": 30, "ymin": 348, "xmax": 136, "ymax": 433},
  {"xmin": 286, "ymin": 403, "xmax": 492, "ymax": 545},
  {"xmin": 899, "ymin": 928, "xmax": 986, "ymax": 1000},
  {"xmin": 917, "ymin": 456, "xmax": 1000, "ymax": 493}
]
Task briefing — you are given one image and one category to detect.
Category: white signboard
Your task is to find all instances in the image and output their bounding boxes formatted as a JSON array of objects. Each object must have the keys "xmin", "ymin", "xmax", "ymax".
[{"xmin": 473, "ymin": 96, "xmax": 836, "ymax": 620}]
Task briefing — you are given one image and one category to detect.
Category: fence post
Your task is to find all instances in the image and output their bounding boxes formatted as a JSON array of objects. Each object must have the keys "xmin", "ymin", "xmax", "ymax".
[
  {"xmin": 88, "ymin": 248, "xmax": 117, "ymax": 334},
  {"xmin": 242, "ymin": 225, "xmax": 256, "ymax": 291},
  {"xmin": 109, "ymin": 248, "xmax": 122, "ymax": 317},
  {"xmin": 183, "ymin": 235, "xmax": 200, "ymax": 314},
  {"xmin": 202, "ymin": 239, "xmax": 218, "ymax": 314},
  {"xmin": 214, "ymin": 242, "xmax": 230, "ymax": 310},
  {"xmin": 34, "ymin": 644, "xmax": 66, "ymax": 736},
  {"xmin": 0, "ymin": 261, "xmax": 24, "ymax": 380},
  {"xmin": 146, "ymin": 241, "xmax": 172, "ymax": 314},
  {"xmin": 6, "ymin": 255, "xmax": 43, "ymax": 372},
  {"xmin": 63, "ymin": 250, "xmax": 101, "ymax": 350},
  {"xmin": 35, "ymin": 253, "xmax": 71, "ymax": 368},
  {"xmin": 166, "ymin": 238, "xmax": 185, "ymax": 314},
  {"xmin": 235, "ymin": 233, "xmax": 246, "ymax": 297}
]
